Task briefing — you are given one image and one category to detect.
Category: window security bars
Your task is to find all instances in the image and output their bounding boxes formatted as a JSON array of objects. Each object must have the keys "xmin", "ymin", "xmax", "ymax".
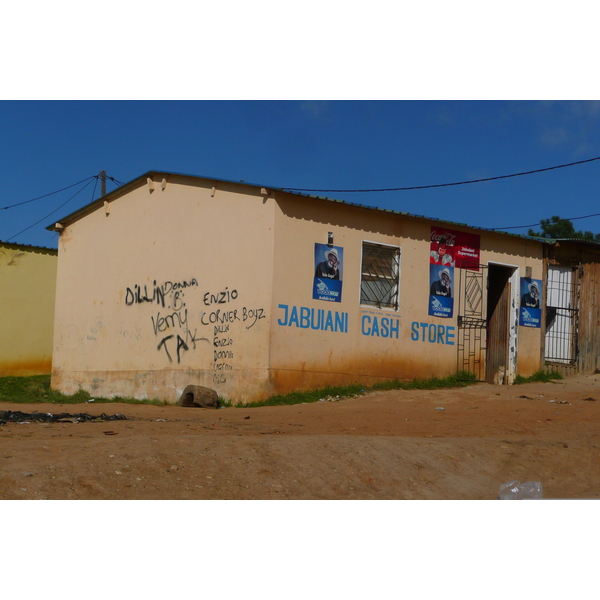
[
  {"xmin": 545, "ymin": 265, "xmax": 579, "ymax": 364},
  {"xmin": 360, "ymin": 243, "xmax": 400, "ymax": 310}
]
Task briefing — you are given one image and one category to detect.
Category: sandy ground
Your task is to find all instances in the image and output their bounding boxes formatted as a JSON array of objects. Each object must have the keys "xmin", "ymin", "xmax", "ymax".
[{"xmin": 2, "ymin": 373, "xmax": 600, "ymax": 500}]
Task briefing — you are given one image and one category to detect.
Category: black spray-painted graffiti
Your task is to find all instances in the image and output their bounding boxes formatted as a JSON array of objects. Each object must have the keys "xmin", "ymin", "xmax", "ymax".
[
  {"xmin": 199, "ymin": 307, "xmax": 265, "ymax": 330},
  {"xmin": 203, "ymin": 287, "xmax": 238, "ymax": 305},
  {"xmin": 123, "ymin": 281, "xmax": 266, "ymax": 381},
  {"xmin": 211, "ymin": 322, "xmax": 232, "ymax": 383},
  {"xmin": 125, "ymin": 279, "xmax": 198, "ymax": 310},
  {"xmin": 124, "ymin": 278, "xmax": 207, "ymax": 364},
  {"xmin": 198, "ymin": 289, "xmax": 266, "ymax": 384},
  {"xmin": 154, "ymin": 309, "xmax": 208, "ymax": 363}
]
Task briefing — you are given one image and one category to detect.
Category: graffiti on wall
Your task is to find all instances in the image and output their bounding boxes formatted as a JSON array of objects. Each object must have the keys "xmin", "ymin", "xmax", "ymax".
[
  {"xmin": 125, "ymin": 279, "xmax": 199, "ymax": 308},
  {"xmin": 123, "ymin": 280, "xmax": 266, "ymax": 385},
  {"xmin": 199, "ymin": 288, "xmax": 266, "ymax": 383},
  {"xmin": 124, "ymin": 278, "xmax": 207, "ymax": 364}
]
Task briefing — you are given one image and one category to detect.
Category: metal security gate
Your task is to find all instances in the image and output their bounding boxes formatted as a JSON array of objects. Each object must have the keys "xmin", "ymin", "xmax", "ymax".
[
  {"xmin": 457, "ymin": 266, "xmax": 487, "ymax": 380},
  {"xmin": 545, "ymin": 264, "xmax": 580, "ymax": 364}
]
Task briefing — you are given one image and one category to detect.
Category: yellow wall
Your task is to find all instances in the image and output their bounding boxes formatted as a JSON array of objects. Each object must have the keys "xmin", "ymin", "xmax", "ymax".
[{"xmin": 0, "ymin": 243, "xmax": 57, "ymax": 375}]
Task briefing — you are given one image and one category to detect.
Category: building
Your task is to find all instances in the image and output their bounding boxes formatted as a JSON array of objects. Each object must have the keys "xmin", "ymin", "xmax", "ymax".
[
  {"xmin": 0, "ymin": 240, "xmax": 58, "ymax": 376},
  {"xmin": 540, "ymin": 238, "xmax": 600, "ymax": 377},
  {"xmin": 46, "ymin": 171, "xmax": 596, "ymax": 403}
]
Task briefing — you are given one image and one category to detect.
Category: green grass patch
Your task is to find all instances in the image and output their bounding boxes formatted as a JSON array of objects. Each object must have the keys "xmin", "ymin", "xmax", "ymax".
[
  {"xmin": 513, "ymin": 370, "xmax": 563, "ymax": 385},
  {"xmin": 235, "ymin": 371, "xmax": 477, "ymax": 408},
  {"xmin": 0, "ymin": 374, "xmax": 166, "ymax": 405},
  {"xmin": 240, "ymin": 384, "xmax": 366, "ymax": 408},
  {"xmin": 2, "ymin": 371, "xmax": 479, "ymax": 408},
  {"xmin": 369, "ymin": 370, "xmax": 477, "ymax": 392}
]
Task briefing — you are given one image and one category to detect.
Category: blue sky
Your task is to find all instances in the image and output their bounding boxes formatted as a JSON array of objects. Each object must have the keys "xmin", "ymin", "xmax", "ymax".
[{"xmin": 2, "ymin": 100, "xmax": 600, "ymax": 248}]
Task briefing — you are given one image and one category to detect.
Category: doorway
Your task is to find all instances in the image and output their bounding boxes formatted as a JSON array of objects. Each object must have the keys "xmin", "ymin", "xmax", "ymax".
[{"xmin": 485, "ymin": 264, "xmax": 516, "ymax": 384}]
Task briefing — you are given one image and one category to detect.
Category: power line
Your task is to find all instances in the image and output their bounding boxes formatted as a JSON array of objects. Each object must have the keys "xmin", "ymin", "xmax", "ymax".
[
  {"xmin": 491, "ymin": 212, "xmax": 600, "ymax": 231},
  {"xmin": 108, "ymin": 176, "xmax": 126, "ymax": 187},
  {"xmin": 281, "ymin": 155, "xmax": 600, "ymax": 193},
  {"xmin": 4, "ymin": 172, "xmax": 126, "ymax": 241},
  {"xmin": 0, "ymin": 176, "xmax": 97, "ymax": 211},
  {"xmin": 90, "ymin": 176, "xmax": 99, "ymax": 202},
  {"xmin": 7, "ymin": 178, "xmax": 96, "ymax": 242}
]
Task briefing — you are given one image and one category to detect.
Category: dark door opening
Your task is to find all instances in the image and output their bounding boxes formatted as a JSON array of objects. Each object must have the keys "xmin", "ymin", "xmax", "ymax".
[{"xmin": 485, "ymin": 264, "xmax": 513, "ymax": 384}]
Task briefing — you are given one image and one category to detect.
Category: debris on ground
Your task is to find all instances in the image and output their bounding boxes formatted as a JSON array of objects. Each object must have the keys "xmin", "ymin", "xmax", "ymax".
[
  {"xmin": 498, "ymin": 480, "xmax": 544, "ymax": 500},
  {"xmin": 0, "ymin": 410, "xmax": 127, "ymax": 425},
  {"xmin": 582, "ymin": 397, "xmax": 596, "ymax": 402},
  {"xmin": 177, "ymin": 385, "xmax": 219, "ymax": 408}
]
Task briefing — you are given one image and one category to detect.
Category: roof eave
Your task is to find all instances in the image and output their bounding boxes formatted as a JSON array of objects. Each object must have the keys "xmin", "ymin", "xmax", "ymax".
[{"xmin": 45, "ymin": 170, "xmax": 549, "ymax": 246}]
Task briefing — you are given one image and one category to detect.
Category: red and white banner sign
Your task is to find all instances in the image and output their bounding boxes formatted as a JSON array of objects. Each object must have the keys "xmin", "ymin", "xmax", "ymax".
[{"xmin": 430, "ymin": 227, "xmax": 480, "ymax": 270}]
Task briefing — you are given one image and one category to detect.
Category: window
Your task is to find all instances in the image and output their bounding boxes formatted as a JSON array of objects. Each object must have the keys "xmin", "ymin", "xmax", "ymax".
[{"xmin": 360, "ymin": 242, "xmax": 400, "ymax": 310}]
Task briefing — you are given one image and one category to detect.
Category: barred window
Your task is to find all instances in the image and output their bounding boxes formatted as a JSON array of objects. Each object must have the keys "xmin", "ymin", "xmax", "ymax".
[
  {"xmin": 545, "ymin": 265, "xmax": 579, "ymax": 364},
  {"xmin": 360, "ymin": 242, "xmax": 400, "ymax": 310}
]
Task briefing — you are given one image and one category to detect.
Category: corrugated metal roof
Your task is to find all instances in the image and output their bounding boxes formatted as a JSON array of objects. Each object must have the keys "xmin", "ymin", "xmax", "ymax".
[
  {"xmin": 279, "ymin": 187, "xmax": 538, "ymax": 240},
  {"xmin": 0, "ymin": 239, "xmax": 58, "ymax": 253},
  {"xmin": 44, "ymin": 170, "xmax": 555, "ymax": 244},
  {"xmin": 532, "ymin": 237, "xmax": 600, "ymax": 247}
]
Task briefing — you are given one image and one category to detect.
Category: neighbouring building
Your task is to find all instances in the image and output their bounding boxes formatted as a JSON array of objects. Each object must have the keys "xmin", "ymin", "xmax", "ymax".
[
  {"xmin": 0, "ymin": 240, "xmax": 58, "ymax": 376},
  {"xmin": 540, "ymin": 238, "xmax": 600, "ymax": 377},
  {"xmin": 45, "ymin": 171, "xmax": 599, "ymax": 403}
]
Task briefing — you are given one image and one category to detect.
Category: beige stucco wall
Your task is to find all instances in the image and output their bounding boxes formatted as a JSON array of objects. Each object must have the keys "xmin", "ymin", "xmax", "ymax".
[
  {"xmin": 268, "ymin": 194, "xmax": 545, "ymax": 394},
  {"xmin": 50, "ymin": 175, "xmax": 546, "ymax": 403},
  {"xmin": 51, "ymin": 176, "xmax": 274, "ymax": 402},
  {"xmin": 0, "ymin": 243, "xmax": 57, "ymax": 375}
]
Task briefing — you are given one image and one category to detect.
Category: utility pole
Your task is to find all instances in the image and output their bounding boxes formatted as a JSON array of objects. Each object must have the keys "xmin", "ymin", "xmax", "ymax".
[{"xmin": 100, "ymin": 170, "xmax": 106, "ymax": 197}]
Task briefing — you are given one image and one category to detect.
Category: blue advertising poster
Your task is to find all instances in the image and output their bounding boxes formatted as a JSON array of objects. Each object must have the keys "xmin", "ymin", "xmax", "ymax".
[
  {"xmin": 313, "ymin": 243, "xmax": 343, "ymax": 303},
  {"xmin": 520, "ymin": 277, "xmax": 542, "ymax": 328},
  {"xmin": 429, "ymin": 264, "xmax": 454, "ymax": 318}
]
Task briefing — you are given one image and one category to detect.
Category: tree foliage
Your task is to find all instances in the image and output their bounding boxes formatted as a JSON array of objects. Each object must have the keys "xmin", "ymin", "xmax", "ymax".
[{"xmin": 528, "ymin": 216, "xmax": 600, "ymax": 241}]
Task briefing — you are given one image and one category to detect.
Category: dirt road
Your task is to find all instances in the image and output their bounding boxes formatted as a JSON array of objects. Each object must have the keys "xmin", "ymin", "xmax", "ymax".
[{"xmin": 2, "ymin": 373, "xmax": 600, "ymax": 499}]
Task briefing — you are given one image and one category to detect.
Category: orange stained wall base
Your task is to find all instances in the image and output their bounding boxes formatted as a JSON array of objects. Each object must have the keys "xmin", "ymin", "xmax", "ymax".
[
  {"xmin": 516, "ymin": 353, "xmax": 542, "ymax": 379},
  {"xmin": 0, "ymin": 358, "xmax": 53, "ymax": 377},
  {"xmin": 268, "ymin": 356, "xmax": 459, "ymax": 396}
]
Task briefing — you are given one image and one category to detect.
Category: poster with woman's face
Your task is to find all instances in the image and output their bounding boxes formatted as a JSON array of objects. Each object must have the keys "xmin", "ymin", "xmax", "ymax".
[
  {"xmin": 313, "ymin": 243, "xmax": 343, "ymax": 302},
  {"xmin": 519, "ymin": 277, "xmax": 542, "ymax": 327}
]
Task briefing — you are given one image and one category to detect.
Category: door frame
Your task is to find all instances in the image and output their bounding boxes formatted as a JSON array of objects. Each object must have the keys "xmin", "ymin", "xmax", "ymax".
[{"xmin": 487, "ymin": 261, "xmax": 519, "ymax": 384}]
